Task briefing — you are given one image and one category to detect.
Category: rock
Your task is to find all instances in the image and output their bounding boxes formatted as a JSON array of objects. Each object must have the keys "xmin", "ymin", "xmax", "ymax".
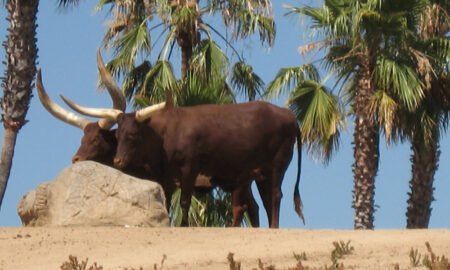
[{"xmin": 17, "ymin": 161, "xmax": 169, "ymax": 227}]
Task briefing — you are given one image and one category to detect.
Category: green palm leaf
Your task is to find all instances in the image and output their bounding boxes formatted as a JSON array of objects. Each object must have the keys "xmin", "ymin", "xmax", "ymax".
[
  {"xmin": 176, "ymin": 72, "xmax": 234, "ymax": 106},
  {"xmin": 265, "ymin": 64, "xmax": 320, "ymax": 100},
  {"xmin": 105, "ymin": 19, "xmax": 152, "ymax": 77},
  {"xmin": 137, "ymin": 60, "xmax": 176, "ymax": 105},
  {"xmin": 191, "ymin": 39, "xmax": 229, "ymax": 79},
  {"xmin": 122, "ymin": 60, "xmax": 152, "ymax": 104},
  {"xmin": 210, "ymin": 0, "xmax": 275, "ymax": 47},
  {"xmin": 288, "ymin": 80, "xmax": 344, "ymax": 163},
  {"xmin": 170, "ymin": 187, "xmax": 251, "ymax": 227},
  {"xmin": 374, "ymin": 57, "xmax": 424, "ymax": 111},
  {"xmin": 231, "ymin": 61, "xmax": 264, "ymax": 101}
]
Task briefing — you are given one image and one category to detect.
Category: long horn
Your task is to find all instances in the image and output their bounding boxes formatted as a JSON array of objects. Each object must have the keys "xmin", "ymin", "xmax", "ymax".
[
  {"xmin": 60, "ymin": 94, "xmax": 123, "ymax": 121},
  {"xmin": 97, "ymin": 48, "xmax": 127, "ymax": 111},
  {"xmin": 135, "ymin": 102, "xmax": 166, "ymax": 122},
  {"xmin": 36, "ymin": 68, "xmax": 91, "ymax": 130}
]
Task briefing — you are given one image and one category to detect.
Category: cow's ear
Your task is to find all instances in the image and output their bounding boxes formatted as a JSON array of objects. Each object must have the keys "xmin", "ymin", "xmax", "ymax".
[{"xmin": 164, "ymin": 88, "xmax": 174, "ymax": 109}]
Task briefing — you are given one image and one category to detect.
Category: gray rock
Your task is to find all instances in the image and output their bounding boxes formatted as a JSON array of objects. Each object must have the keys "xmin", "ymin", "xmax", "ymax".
[{"xmin": 18, "ymin": 161, "xmax": 169, "ymax": 227}]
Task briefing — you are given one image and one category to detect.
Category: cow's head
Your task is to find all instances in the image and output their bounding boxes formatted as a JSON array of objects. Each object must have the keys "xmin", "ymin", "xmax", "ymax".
[
  {"xmin": 36, "ymin": 49, "xmax": 126, "ymax": 165},
  {"xmin": 57, "ymin": 73, "xmax": 173, "ymax": 174},
  {"xmin": 72, "ymin": 125, "xmax": 117, "ymax": 164},
  {"xmin": 61, "ymin": 96, "xmax": 167, "ymax": 172}
]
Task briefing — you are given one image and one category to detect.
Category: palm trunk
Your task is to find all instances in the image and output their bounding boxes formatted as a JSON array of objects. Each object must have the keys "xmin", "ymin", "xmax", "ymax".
[
  {"xmin": 173, "ymin": 2, "xmax": 198, "ymax": 79},
  {"xmin": 0, "ymin": 129, "xmax": 17, "ymax": 206},
  {"xmin": 0, "ymin": 0, "xmax": 39, "ymax": 208},
  {"xmin": 352, "ymin": 55, "xmax": 379, "ymax": 230},
  {"xmin": 406, "ymin": 131, "xmax": 439, "ymax": 228},
  {"xmin": 180, "ymin": 40, "xmax": 193, "ymax": 79}
]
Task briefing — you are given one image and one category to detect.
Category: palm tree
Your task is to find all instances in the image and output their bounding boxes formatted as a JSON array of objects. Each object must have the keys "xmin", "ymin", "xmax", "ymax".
[
  {"xmin": 402, "ymin": 2, "xmax": 450, "ymax": 228},
  {"xmin": 283, "ymin": 0, "xmax": 429, "ymax": 229},
  {"xmin": 0, "ymin": 0, "xmax": 39, "ymax": 209},
  {"xmin": 96, "ymin": 0, "xmax": 272, "ymax": 105}
]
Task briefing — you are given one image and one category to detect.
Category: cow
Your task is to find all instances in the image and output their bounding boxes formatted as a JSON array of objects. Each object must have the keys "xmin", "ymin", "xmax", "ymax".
[
  {"xmin": 36, "ymin": 53, "xmax": 261, "ymax": 227},
  {"xmin": 61, "ymin": 88, "xmax": 305, "ymax": 228}
]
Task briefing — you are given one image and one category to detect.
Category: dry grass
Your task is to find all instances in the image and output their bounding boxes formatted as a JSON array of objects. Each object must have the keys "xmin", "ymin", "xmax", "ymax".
[
  {"xmin": 59, "ymin": 241, "xmax": 450, "ymax": 270},
  {"xmin": 60, "ymin": 255, "xmax": 103, "ymax": 270}
]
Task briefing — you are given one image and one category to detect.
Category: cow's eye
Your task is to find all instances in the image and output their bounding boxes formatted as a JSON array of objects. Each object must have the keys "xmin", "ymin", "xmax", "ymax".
[{"xmin": 128, "ymin": 133, "xmax": 138, "ymax": 140}]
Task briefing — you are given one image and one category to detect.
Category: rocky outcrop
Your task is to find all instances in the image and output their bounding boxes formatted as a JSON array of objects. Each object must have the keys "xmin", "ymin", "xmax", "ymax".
[{"xmin": 17, "ymin": 161, "xmax": 169, "ymax": 227}]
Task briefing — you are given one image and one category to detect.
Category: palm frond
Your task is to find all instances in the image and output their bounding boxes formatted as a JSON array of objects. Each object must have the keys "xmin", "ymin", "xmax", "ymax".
[
  {"xmin": 218, "ymin": 0, "xmax": 275, "ymax": 47},
  {"xmin": 374, "ymin": 56, "xmax": 424, "ymax": 111},
  {"xmin": 138, "ymin": 60, "xmax": 176, "ymax": 105},
  {"xmin": 57, "ymin": 0, "xmax": 82, "ymax": 8},
  {"xmin": 191, "ymin": 38, "xmax": 229, "ymax": 79},
  {"xmin": 176, "ymin": 72, "xmax": 234, "ymax": 106},
  {"xmin": 169, "ymin": 187, "xmax": 248, "ymax": 227},
  {"xmin": 368, "ymin": 90, "xmax": 399, "ymax": 143},
  {"xmin": 122, "ymin": 60, "xmax": 153, "ymax": 104},
  {"xmin": 420, "ymin": 3, "xmax": 450, "ymax": 37},
  {"xmin": 231, "ymin": 61, "xmax": 264, "ymax": 101},
  {"xmin": 158, "ymin": 26, "xmax": 177, "ymax": 60},
  {"xmin": 108, "ymin": 19, "xmax": 152, "ymax": 75},
  {"xmin": 288, "ymin": 80, "xmax": 344, "ymax": 163},
  {"xmin": 284, "ymin": 2, "xmax": 352, "ymax": 37},
  {"xmin": 265, "ymin": 64, "xmax": 320, "ymax": 100}
]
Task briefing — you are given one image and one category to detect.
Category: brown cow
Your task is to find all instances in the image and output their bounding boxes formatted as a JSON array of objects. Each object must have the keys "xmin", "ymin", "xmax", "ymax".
[
  {"xmin": 36, "ymin": 53, "xmax": 261, "ymax": 227},
  {"xmin": 61, "ymin": 90, "xmax": 305, "ymax": 228}
]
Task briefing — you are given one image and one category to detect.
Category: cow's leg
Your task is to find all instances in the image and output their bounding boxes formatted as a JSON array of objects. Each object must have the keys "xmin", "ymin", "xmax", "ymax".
[
  {"xmin": 268, "ymin": 140, "xmax": 294, "ymax": 228},
  {"xmin": 255, "ymin": 174, "xmax": 272, "ymax": 226},
  {"xmin": 179, "ymin": 166, "xmax": 196, "ymax": 227},
  {"xmin": 163, "ymin": 180, "xmax": 176, "ymax": 213},
  {"xmin": 230, "ymin": 182, "xmax": 259, "ymax": 227},
  {"xmin": 269, "ymin": 171, "xmax": 283, "ymax": 228},
  {"xmin": 162, "ymin": 168, "xmax": 179, "ymax": 212},
  {"xmin": 231, "ymin": 185, "xmax": 248, "ymax": 227},
  {"xmin": 244, "ymin": 185, "xmax": 259, "ymax": 227}
]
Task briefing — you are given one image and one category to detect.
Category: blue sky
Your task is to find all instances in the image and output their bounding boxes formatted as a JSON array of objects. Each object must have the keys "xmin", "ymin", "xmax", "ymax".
[{"xmin": 0, "ymin": 1, "xmax": 449, "ymax": 229}]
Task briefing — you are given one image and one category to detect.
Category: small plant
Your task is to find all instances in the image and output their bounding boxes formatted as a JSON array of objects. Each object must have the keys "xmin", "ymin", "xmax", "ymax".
[
  {"xmin": 422, "ymin": 242, "xmax": 450, "ymax": 270},
  {"xmin": 60, "ymin": 255, "xmax": 103, "ymax": 270},
  {"xmin": 153, "ymin": 254, "xmax": 167, "ymax": 270},
  {"xmin": 257, "ymin": 259, "xmax": 276, "ymax": 270},
  {"xmin": 330, "ymin": 240, "xmax": 354, "ymax": 266},
  {"xmin": 410, "ymin": 248, "xmax": 422, "ymax": 267},
  {"xmin": 288, "ymin": 261, "xmax": 309, "ymax": 270},
  {"xmin": 293, "ymin": 252, "xmax": 308, "ymax": 262},
  {"xmin": 228, "ymin": 252, "xmax": 241, "ymax": 270},
  {"xmin": 332, "ymin": 241, "xmax": 354, "ymax": 258}
]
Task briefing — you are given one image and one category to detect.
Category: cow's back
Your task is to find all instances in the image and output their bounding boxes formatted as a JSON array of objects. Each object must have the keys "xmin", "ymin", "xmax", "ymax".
[{"xmin": 157, "ymin": 101, "xmax": 298, "ymax": 179}]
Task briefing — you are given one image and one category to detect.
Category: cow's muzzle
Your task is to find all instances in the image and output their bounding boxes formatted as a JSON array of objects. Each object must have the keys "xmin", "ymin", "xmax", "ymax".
[
  {"xmin": 114, "ymin": 157, "xmax": 125, "ymax": 169},
  {"xmin": 72, "ymin": 155, "xmax": 83, "ymax": 163}
]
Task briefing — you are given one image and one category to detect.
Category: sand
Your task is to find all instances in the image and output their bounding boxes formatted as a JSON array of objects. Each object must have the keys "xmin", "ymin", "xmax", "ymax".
[{"xmin": 1, "ymin": 227, "xmax": 449, "ymax": 270}]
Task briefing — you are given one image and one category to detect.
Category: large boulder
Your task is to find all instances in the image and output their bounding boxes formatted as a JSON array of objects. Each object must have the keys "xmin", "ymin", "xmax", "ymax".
[{"xmin": 17, "ymin": 161, "xmax": 169, "ymax": 227}]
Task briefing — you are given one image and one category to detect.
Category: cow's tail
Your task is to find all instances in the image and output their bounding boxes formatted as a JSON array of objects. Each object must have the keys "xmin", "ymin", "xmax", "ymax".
[{"xmin": 293, "ymin": 127, "xmax": 305, "ymax": 225}]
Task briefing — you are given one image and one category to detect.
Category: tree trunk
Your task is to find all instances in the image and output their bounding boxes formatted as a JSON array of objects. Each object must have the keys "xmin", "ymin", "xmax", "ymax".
[
  {"xmin": 0, "ymin": 129, "xmax": 17, "ymax": 206},
  {"xmin": 352, "ymin": 54, "xmax": 379, "ymax": 230},
  {"xmin": 406, "ymin": 131, "xmax": 439, "ymax": 228},
  {"xmin": 173, "ymin": 2, "xmax": 199, "ymax": 79},
  {"xmin": 0, "ymin": 0, "xmax": 39, "ymax": 208},
  {"xmin": 180, "ymin": 40, "xmax": 193, "ymax": 79}
]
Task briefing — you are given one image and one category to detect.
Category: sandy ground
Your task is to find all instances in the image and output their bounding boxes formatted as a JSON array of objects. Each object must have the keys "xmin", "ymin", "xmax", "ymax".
[{"xmin": 0, "ymin": 227, "xmax": 449, "ymax": 270}]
